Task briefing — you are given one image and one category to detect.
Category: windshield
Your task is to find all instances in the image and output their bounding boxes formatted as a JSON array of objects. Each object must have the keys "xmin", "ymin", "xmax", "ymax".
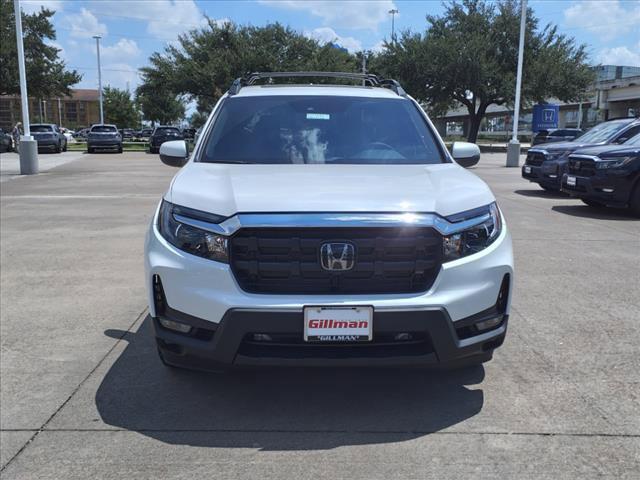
[
  {"xmin": 576, "ymin": 121, "xmax": 631, "ymax": 144},
  {"xmin": 201, "ymin": 95, "xmax": 446, "ymax": 164},
  {"xmin": 156, "ymin": 127, "xmax": 180, "ymax": 134},
  {"xmin": 91, "ymin": 126, "xmax": 117, "ymax": 133},
  {"xmin": 625, "ymin": 133, "xmax": 640, "ymax": 146},
  {"xmin": 31, "ymin": 125, "xmax": 53, "ymax": 133}
]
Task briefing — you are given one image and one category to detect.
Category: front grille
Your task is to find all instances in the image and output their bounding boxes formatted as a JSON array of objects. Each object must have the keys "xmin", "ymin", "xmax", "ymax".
[
  {"xmin": 229, "ymin": 227, "xmax": 443, "ymax": 294},
  {"xmin": 525, "ymin": 151, "xmax": 546, "ymax": 166},
  {"xmin": 568, "ymin": 158, "xmax": 596, "ymax": 177}
]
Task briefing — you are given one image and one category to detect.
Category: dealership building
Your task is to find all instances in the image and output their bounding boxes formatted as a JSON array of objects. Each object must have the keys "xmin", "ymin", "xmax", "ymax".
[
  {"xmin": 0, "ymin": 89, "xmax": 100, "ymax": 131},
  {"xmin": 433, "ymin": 65, "xmax": 640, "ymax": 139}
]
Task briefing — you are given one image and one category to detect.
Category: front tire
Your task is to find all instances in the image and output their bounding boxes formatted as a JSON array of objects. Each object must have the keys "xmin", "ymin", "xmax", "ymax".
[
  {"xmin": 55, "ymin": 142, "xmax": 62, "ymax": 153},
  {"xmin": 581, "ymin": 198, "xmax": 605, "ymax": 208},
  {"xmin": 63, "ymin": 141, "xmax": 67, "ymax": 152},
  {"xmin": 87, "ymin": 146, "xmax": 94, "ymax": 154},
  {"xmin": 117, "ymin": 145, "xmax": 123, "ymax": 154}
]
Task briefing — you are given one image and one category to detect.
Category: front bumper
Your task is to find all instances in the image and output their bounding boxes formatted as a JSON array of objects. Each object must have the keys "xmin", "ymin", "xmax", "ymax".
[
  {"xmin": 154, "ymin": 305, "xmax": 507, "ymax": 369},
  {"xmin": 145, "ymin": 210, "xmax": 513, "ymax": 368},
  {"xmin": 561, "ymin": 172, "xmax": 634, "ymax": 206},
  {"xmin": 521, "ymin": 163, "xmax": 562, "ymax": 189}
]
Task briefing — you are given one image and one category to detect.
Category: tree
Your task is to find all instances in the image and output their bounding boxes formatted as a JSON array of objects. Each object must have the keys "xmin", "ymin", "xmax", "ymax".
[
  {"xmin": 138, "ymin": 22, "xmax": 358, "ymax": 113},
  {"xmin": 135, "ymin": 82, "xmax": 185, "ymax": 126},
  {"xmin": 103, "ymin": 86, "xmax": 140, "ymax": 128},
  {"xmin": 373, "ymin": 0, "xmax": 594, "ymax": 142},
  {"xmin": 0, "ymin": 0, "xmax": 81, "ymax": 99},
  {"xmin": 188, "ymin": 110, "xmax": 209, "ymax": 129}
]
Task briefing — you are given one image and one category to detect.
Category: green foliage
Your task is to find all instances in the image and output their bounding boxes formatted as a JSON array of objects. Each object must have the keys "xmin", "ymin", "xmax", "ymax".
[
  {"xmin": 374, "ymin": 0, "xmax": 594, "ymax": 141},
  {"xmin": 138, "ymin": 22, "xmax": 358, "ymax": 113},
  {"xmin": 135, "ymin": 82, "xmax": 185, "ymax": 126},
  {"xmin": 188, "ymin": 110, "xmax": 209, "ymax": 129},
  {"xmin": 0, "ymin": 0, "xmax": 81, "ymax": 98},
  {"xmin": 103, "ymin": 86, "xmax": 140, "ymax": 128}
]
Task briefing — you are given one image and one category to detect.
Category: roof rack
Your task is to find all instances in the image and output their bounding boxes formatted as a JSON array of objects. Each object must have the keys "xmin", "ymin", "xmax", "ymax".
[{"xmin": 228, "ymin": 71, "xmax": 406, "ymax": 97}]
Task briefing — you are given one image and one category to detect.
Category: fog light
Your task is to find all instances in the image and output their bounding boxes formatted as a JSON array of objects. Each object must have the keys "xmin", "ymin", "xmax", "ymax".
[
  {"xmin": 475, "ymin": 316, "xmax": 503, "ymax": 332},
  {"xmin": 159, "ymin": 318, "xmax": 192, "ymax": 333},
  {"xmin": 601, "ymin": 188, "xmax": 614, "ymax": 193},
  {"xmin": 253, "ymin": 333, "xmax": 272, "ymax": 342},
  {"xmin": 394, "ymin": 332, "xmax": 413, "ymax": 341}
]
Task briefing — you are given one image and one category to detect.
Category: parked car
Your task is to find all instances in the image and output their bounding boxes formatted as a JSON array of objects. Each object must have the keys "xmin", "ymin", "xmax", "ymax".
[
  {"xmin": 522, "ymin": 117, "xmax": 640, "ymax": 191},
  {"xmin": 532, "ymin": 128, "xmax": 583, "ymax": 145},
  {"xmin": 0, "ymin": 128, "xmax": 12, "ymax": 152},
  {"xmin": 30, "ymin": 123, "xmax": 67, "ymax": 153},
  {"xmin": 73, "ymin": 128, "xmax": 89, "ymax": 140},
  {"xmin": 87, "ymin": 124, "xmax": 123, "ymax": 153},
  {"xmin": 561, "ymin": 133, "xmax": 640, "ymax": 215},
  {"xmin": 182, "ymin": 128, "xmax": 196, "ymax": 140},
  {"xmin": 145, "ymin": 72, "xmax": 513, "ymax": 372},
  {"xmin": 137, "ymin": 128, "xmax": 153, "ymax": 141},
  {"xmin": 119, "ymin": 128, "xmax": 136, "ymax": 140},
  {"xmin": 148, "ymin": 126, "xmax": 183, "ymax": 153}
]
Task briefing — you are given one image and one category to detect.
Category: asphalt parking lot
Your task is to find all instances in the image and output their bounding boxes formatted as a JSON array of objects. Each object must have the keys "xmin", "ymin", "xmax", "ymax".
[{"xmin": 1, "ymin": 151, "xmax": 639, "ymax": 479}]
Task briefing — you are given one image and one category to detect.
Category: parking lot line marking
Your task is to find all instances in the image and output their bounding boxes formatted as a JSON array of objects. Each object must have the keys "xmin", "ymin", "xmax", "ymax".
[
  {"xmin": 0, "ymin": 194, "xmax": 159, "ymax": 199},
  {"xmin": 0, "ymin": 307, "xmax": 149, "ymax": 474}
]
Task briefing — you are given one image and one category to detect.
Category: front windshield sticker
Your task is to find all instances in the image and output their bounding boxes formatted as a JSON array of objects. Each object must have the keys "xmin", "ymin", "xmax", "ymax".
[{"xmin": 306, "ymin": 113, "xmax": 330, "ymax": 120}]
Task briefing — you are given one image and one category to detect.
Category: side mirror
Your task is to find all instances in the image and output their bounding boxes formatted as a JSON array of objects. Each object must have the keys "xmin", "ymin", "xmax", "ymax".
[
  {"xmin": 451, "ymin": 141, "xmax": 480, "ymax": 168},
  {"xmin": 614, "ymin": 137, "xmax": 628, "ymax": 145},
  {"xmin": 159, "ymin": 140, "xmax": 188, "ymax": 167}
]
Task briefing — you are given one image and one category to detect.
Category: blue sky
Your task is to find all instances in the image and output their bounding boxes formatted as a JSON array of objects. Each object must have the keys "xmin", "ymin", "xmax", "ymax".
[{"xmin": 21, "ymin": 0, "xmax": 640, "ymax": 94}]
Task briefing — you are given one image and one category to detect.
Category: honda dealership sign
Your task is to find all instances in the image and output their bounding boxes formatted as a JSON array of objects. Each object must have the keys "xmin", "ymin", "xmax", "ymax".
[{"xmin": 532, "ymin": 104, "xmax": 559, "ymax": 132}]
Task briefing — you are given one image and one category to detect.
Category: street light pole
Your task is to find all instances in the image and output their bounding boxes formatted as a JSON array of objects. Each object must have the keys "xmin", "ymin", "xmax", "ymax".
[
  {"xmin": 389, "ymin": 9, "xmax": 399, "ymax": 43},
  {"xmin": 93, "ymin": 35, "xmax": 104, "ymax": 124},
  {"xmin": 506, "ymin": 0, "xmax": 527, "ymax": 167},
  {"xmin": 13, "ymin": 0, "xmax": 38, "ymax": 174}
]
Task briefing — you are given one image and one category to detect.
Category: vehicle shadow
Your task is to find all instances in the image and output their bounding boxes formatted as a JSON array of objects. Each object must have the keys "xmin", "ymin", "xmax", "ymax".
[
  {"xmin": 514, "ymin": 189, "xmax": 567, "ymax": 199},
  {"xmin": 551, "ymin": 205, "xmax": 639, "ymax": 221},
  {"xmin": 95, "ymin": 316, "xmax": 485, "ymax": 451}
]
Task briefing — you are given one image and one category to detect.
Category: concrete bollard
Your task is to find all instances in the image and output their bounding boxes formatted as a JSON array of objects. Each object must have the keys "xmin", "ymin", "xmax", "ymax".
[
  {"xmin": 506, "ymin": 140, "xmax": 521, "ymax": 168},
  {"xmin": 18, "ymin": 137, "xmax": 39, "ymax": 175}
]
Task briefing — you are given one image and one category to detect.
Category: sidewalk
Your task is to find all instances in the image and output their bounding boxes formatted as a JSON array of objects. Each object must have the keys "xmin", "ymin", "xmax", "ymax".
[{"xmin": 0, "ymin": 151, "xmax": 86, "ymax": 183}]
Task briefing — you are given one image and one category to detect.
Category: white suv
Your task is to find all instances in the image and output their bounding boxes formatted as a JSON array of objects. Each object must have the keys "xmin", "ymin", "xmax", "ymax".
[{"xmin": 145, "ymin": 72, "xmax": 513, "ymax": 370}]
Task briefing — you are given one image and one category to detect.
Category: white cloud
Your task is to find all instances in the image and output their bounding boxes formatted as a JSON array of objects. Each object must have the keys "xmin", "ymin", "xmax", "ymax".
[
  {"xmin": 64, "ymin": 8, "xmax": 107, "ymax": 38},
  {"xmin": 89, "ymin": 0, "xmax": 208, "ymax": 41},
  {"xmin": 370, "ymin": 40, "xmax": 387, "ymax": 54},
  {"xmin": 305, "ymin": 27, "xmax": 362, "ymax": 53},
  {"xmin": 100, "ymin": 39, "xmax": 142, "ymax": 61},
  {"xmin": 596, "ymin": 41, "xmax": 640, "ymax": 67},
  {"xmin": 564, "ymin": 1, "xmax": 640, "ymax": 41},
  {"xmin": 21, "ymin": 0, "xmax": 64, "ymax": 14},
  {"xmin": 260, "ymin": 0, "xmax": 397, "ymax": 30},
  {"xmin": 102, "ymin": 63, "xmax": 142, "ymax": 92}
]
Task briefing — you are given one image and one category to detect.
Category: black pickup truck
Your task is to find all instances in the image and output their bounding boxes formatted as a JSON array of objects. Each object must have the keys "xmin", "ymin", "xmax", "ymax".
[
  {"xmin": 522, "ymin": 118, "xmax": 640, "ymax": 191},
  {"xmin": 561, "ymin": 133, "xmax": 640, "ymax": 215}
]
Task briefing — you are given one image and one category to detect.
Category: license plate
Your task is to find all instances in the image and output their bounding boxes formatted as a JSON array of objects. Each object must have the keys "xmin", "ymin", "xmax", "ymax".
[
  {"xmin": 524, "ymin": 166, "xmax": 532, "ymax": 174},
  {"xmin": 567, "ymin": 176, "xmax": 576, "ymax": 186},
  {"xmin": 304, "ymin": 306, "xmax": 373, "ymax": 342}
]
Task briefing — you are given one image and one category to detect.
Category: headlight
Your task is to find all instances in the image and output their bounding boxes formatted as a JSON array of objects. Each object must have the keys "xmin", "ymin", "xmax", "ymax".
[
  {"xmin": 443, "ymin": 203, "xmax": 502, "ymax": 261},
  {"xmin": 158, "ymin": 200, "xmax": 229, "ymax": 263},
  {"xmin": 595, "ymin": 156, "xmax": 634, "ymax": 169}
]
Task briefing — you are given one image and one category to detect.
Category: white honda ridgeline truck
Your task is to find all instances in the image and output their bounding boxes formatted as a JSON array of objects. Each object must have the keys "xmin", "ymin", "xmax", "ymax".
[{"xmin": 145, "ymin": 72, "xmax": 513, "ymax": 371}]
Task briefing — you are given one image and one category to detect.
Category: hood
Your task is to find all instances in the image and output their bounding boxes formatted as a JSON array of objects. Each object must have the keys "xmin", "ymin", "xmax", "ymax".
[
  {"xmin": 572, "ymin": 144, "xmax": 639, "ymax": 157},
  {"xmin": 531, "ymin": 140, "xmax": 604, "ymax": 152},
  {"xmin": 167, "ymin": 163, "xmax": 495, "ymax": 218}
]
